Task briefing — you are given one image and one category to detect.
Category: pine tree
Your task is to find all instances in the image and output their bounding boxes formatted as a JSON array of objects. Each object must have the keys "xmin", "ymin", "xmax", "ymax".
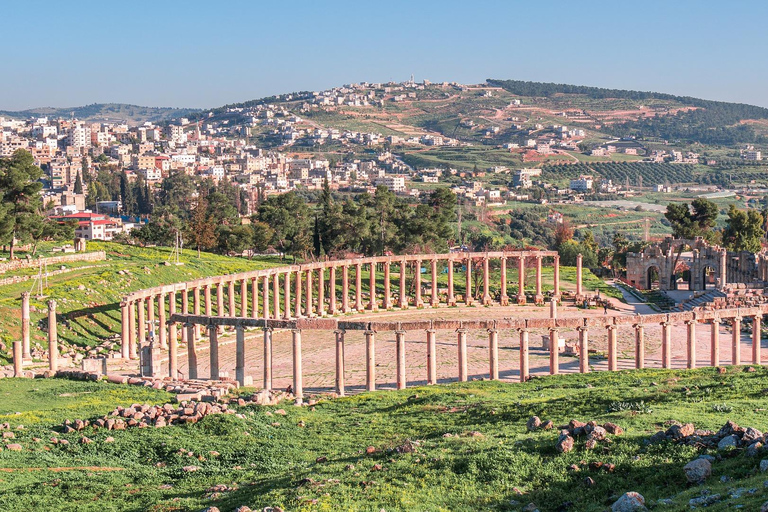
[
  {"xmin": 0, "ymin": 150, "xmax": 44, "ymax": 258},
  {"xmin": 74, "ymin": 172, "xmax": 84, "ymax": 194}
]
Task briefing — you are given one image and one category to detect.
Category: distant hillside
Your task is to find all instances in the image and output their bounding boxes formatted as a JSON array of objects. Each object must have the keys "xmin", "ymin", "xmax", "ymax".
[{"xmin": 0, "ymin": 103, "xmax": 199, "ymax": 125}]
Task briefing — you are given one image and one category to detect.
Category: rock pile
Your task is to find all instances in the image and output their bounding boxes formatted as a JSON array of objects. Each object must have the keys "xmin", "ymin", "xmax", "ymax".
[
  {"xmin": 647, "ymin": 420, "xmax": 765, "ymax": 455},
  {"xmin": 536, "ymin": 418, "xmax": 624, "ymax": 453},
  {"xmin": 60, "ymin": 401, "xmax": 235, "ymax": 431}
]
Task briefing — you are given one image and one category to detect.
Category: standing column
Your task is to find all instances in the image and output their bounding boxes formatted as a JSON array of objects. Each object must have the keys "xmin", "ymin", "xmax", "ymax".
[
  {"xmin": 342, "ymin": 265, "xmax": 350, "ymax": 313},
  {"xmin": 263, "ymin": 328, "xmax": 273, "ymax": 391},
  {"xmin": 519, "ymin": 328, "xmax": 529, "ymax": 382},
  {"xmin": 294, "ymin": 270, "xmax": 303, "ymax": 318},
  {"xmin": 48, "ymin": 300, "xmax": 58, "ymax": 371},
  {"xmin": 272, "ymin": 273, "xmax": 280, "ymax": 319},
  {"xmin": 180, "ymin": 291, "xmax": 188, "ymax": 344},
  {"xmin": 535, "ymin": 255, "xmax": 543, "ymax": 305},
  {"xmin": 193, "ymin": 287, "xmax": 202, "ymax": 338},
  {"xmin": 368, "ymin": 263, "xmax": 377, "ymax": 310},
  {"xmin": 710, "ymin": 319, "xmax": 720, "ymax": 367},
  {"xmin": 20, "ymin": 292, "xmax": 31, "ymax": 360},
  {"xmin": 395, "ymin": 330, "xmax": 406, "ymax": 390},
  {"xmin": 753, "ymin": 314, "xmax": 761, "ymax": 365},
  {"xmin": 187, "ymin": 323, "xmax": 198, "ymax": 380},
  {"xmin": 431, "ymin": 259, "xmax": 439, "ymax": 307},
  {"xmin": 158, "ymin": 293, "xmax": 167, "ymax": 350},
  {"xmin": 13, "ymin": 341, "xmax": 22, "ymax": 377},
  {"xmin": 576, "ymin": 253, "xmax": 583, "ymax": 298},
  {"xmin": 292, "ymin": 329, "xmax": 303, "ymax": 403},
  {"xmin": 635, "ymin": 324, "xmax": 645, "ymax": 369},
  {"xmin": 448, "ymin": 258, "xmax": 456, "ymax": 306},
  {"xmin": 415, "ymin": 259, "xmax": 423, "ymax": 308},
  {"xmin": 365, "ymin": 330, "xmax": 376, "ymax": 391},
  {"xmin": 607, "ymin": 325, "xmax": 617, "ymax": 371},
  {"xmin": 335, "ymin": 329, "xmax": 345, "ymax": 396},
  {"xmin": 482, "ymin": 257, "xmax": 491, "ymax": 305},
  {"xmin": 732, "ymin": 317, "xmax": 742, "ymax": 365},
  {"xmin": 305, "ymin": 269, "xmax": 313, "ymax": 317},
  {"xmin": 203, "ymin": 284, "xmax": 211, "ymax": 317},
  {"xmin": 457, "ymin": 329, "xmax": 468, "ymax": 382},
  {"xmin": 283, "ymin": 271, "xmax": 291, "ymax": 320},
  {"xmin": 329, "ymin": 266, "xmax": 337, "ymax": 314},
  {"xmin": 147, "ymin": 295, "xmax": 155, "ymax": 340},
  {"xmin": 262, "ymin": 275, "xmax": 270, "ymax": 319},
  {"xmin": 517, "ymin": 255, "xmax": 526, "ymax": 305},
  {"xmin": 128, "ymin": 300, "xmax": 137, "ymax": 360},
  {"xmin": 209, "ymin": 325, "xmax": 219, "ymax": 380},
  {"xmin": 549, "ymin": 328, "xmax": 559, "ymax": 375},
  {"xmin": 465, "ymin": 257, "xmax": 473, "ymax": 306},
  {"xmin": 500, "ymin": 257, "xmax": 508, "ymax": 306},
  {"xmin": 120, "ymin": 301, "xmax": 130, "ymax": 359},
  {"xmin": 553, "ymin": 254, "xmax": 561, "ymax": 299},
  {"xmin": 138, "ymin": 297, "xmax": 146, "ymax": 347},
  {"xmin": 383, "ymin": 262, "xmax": 392, "ymax": 309},
  {"xmin": 399, "ymin": 260, "xmax": 408, "ymax": 309},
  {"xmin": 216, "ymin": 282, "xmax": 224, "ymax": 318},
  {"xmin": 661, "ymin": 321, "xmax": 671, "ymax": 369},
  {"xmin": 240, "ymin": 278, "xmax": 248, "ymax": 317},
  {"xmin": 355, "ymin": 263, "xmax": 363, "ymax": 311},
  {"xmin": 426, "ymin": 329, "xmax": 437, "ymax": 385},
  {"xmin": 578, "ymin": 326, "xmax": 589, "ymax": 373},
  {"xmin": 228, "ymin": 280, "xmax": 236, "ymax": 317},
  {"xmin": 250, "ymin": 278, "xmax": 258, "ymax": 319},
  {"xmin": 488, "ymin": 328, "xmax": 499, "ymax": 380},
  {"xmin": 318, "ymin": 267, "xmax": 326, "ymax": 316},
  {"xmin": 168, "ymin": 292, "xmax": 177, "ymax": 378},
  {"xmin": 686, "ymin": 319, "xmax": 697, "ymax": 369}
]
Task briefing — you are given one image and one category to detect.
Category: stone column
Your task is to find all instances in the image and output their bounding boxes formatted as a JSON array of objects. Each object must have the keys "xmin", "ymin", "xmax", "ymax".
[
  {"xmin": 318, "ymin": 267, "xmax": 326, "ymax": 316},
  {"xmin": 128, "ymin": 300, "xmax": 137, "ymax": 359},
  {"xmin": 120, "ymin": 300, "xmax": 129, "ymax": 359},
  {"xmin": 578, "ymin": 326, "xmax": 589, "ymax": 373},
  {"xmin": 383, "ymin": 262, "xmax": 392, "ymax": 309},
  {"xmin": 519, "ymin": 328, "xmax": 529, "ymax": 382},
  {"xmin": 305, "ymin": 269, "xmax": 313, "ymax": 317},
  {"xmin": 415, "ymin": 259, "xmax": 423, "ymax": 308},
  {"xmin": 283, "ymin": 271, "xmax": 291, "ymax": 320},
  {"xmin": 20, "ymin": 291, "xmax": 30, "ymax": 360},
  {"xmin": 294, "ymin": 270, "xmax": 303, "ymax": 318},
  {"xmin": 180, "ymin": 291, "xmax": 188, "ymax": 344},
  {"xmin": 549, "ymin": 328, "xmax": 559, "ymax": 375},
  {"xmin": 329, "ymin": 266, "xmax": 337, "ymax": 314},
  {"xmin": 686, "ymin": 319, "xmax": 697, "ymax": 369},
  {"xmin": 448, "ymin": 258, "xmax": 456, "ymax": 306},
  {"xmin": 263, "ymin": 327, "xmax": 273, "ymax": 391},
  {"xmin": 465, "ymin": 257, "xmax": 473, "ymax": 306},
  {"xmin": 240, "ymin": 278, "xmax": 248, "ymax": 318},
  {"xmin": 500, "ymin": 257, "xmax": 508, "ymax": 306},
  {"xmin": 753, "ymin": 315, "xmax": 761, "ymax": 365},
  {"xmin": 204, "ymin": 284, "xmax": 212, "ymax": 317},
  {"xmin": 457, "ymin": 329, "xmax": 468, "ymax": 382},
  {"xmin": 535, "ymin": 255, "xmax": 543, "ymax": 305},
  {"xmin": 355, "ymin": 263, "xmax": 363, "ymax": 311},
  {"xmin": 168, "ymin": 291, "xmax": 177, "ymax": 378},
  {"xmin": 607, "ymin": 325, "xmax": 617, "ymax": 371},
  {"xmin": 482, "ymin": 257, "xmax": 491, "ymax": 305},
  {"xmin": 368, "ymin": 263, "xmax": 377, "ymax": 310},
  {"xmin": 576, "ymin": 253, "xmax": 583, "ymax": 297},
  {"xmin": 48, "ymin": 300, "xmax": 58, "ymax": 371},
  {"xmin": 138, "ymin": 297, "xmax": 147, "ymax": 348},
  {"xmin": 635, "ymin": 324, "xmax": 645, "ymax": 369},
  {"xmin": 13, "ymin": 341, "xmax": 22, "ymax": 377},
  {"xmin": 732, "ymin": 317, "xmax": 741, "ymax": 366},
  {"xmin": 550, "ymin": 298, "xmax": 558, "ymax": 319},
  {"xmin": 209, "ymin": 325, "xmax": 219, "ymax": 380},
  {"xmin": 399, "ymin": 260, "xmax": 408, "ymax": 309},
  {"xmin": 158, "ymin": 293, "xmax": 167, "ymax": 350},
  {"xmin": 517, "ymin": 255, "xmax": 526, "ymax": 305},
  {"xmin": 194, "ymin": 286, "xmax": 202, "ymax": 338},
  {"xmin": 228, "ymin": 280, "xmax": 236, "ymax": 317},
  {"xmin": 342, "ymin": 265, "xmax": 350, "ymax": 313},
  {"xmin": 553, "ymin": 254, "xmax": 561, "ymax": 299},
  {"xmin": 710, "ymin": 319, "xmax": 720, "ymax": 367},
  {"xmin": 488, "ymin": 328, "xmax": 499, "ymax": 380},
  {"xmin": 395, "ymin": 330, "xmax": 406, "ymax": 390},
  {"xmin": 426, "ymin": 329, "xmax": 437, "ymax": 385},
  {"xmin": 661, "ymin": 321, "xmax": 671, "ymax": 369},
  {"xmin": 431, "ymin": 259, "xmax": 439, "ymax": 307},
  {"xmin": 292, "ymin": 329, "xmax": 303, "ymax": 403},
  {"xmin": 216, "ymin": 282, "xmax": 224, "ymax": 318},
  {"xmin": 187, "ymin": 323, "xmax": 198, "ymax": 380},
  {"xmin": 148, "ymin": 294, "xmax": 155, "ymax": 333},
  {"xmin": 365, "ymin": 330, "xmax": 376, "ymax": 391},
  {"xmin": 272, "ymin": 273, "xmax": 280, "ymax": 319},
  {"xmin": 262, "ymin": 275, "xmax": 270, "ymax": 319},
  {"xmin": 335, "ymin": 329, "xmax": 345, "ymax": 396},
  {"xmin": 250, "ymin": 278, "xmax": 258, "ymax": 319}
]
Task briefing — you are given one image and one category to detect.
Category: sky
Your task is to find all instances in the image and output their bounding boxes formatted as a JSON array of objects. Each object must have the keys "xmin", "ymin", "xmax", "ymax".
[{"xmin": 2, "ymin": 0, "xmax": 768, "ymax": 110}]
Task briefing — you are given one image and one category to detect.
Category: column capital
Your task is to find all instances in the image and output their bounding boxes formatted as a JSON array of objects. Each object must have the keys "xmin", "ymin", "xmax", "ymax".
[
  {"xmin": 487, "ymin": 328, "xmax": 498, "ymax": 334},
  {"xmin": 334, "ymin": 328, "xmax": 346, "ymax": 336},
  {"xmin": 576, "ymin": 325, "xmax": 589, "ymax": 332},
  {"xmin": 291, "ymin": 328, "xmax": 302, "ymax": 334},
  {"xmin": 394, "ymin": 330, "xmax": 406, "ymax": 336},
  {"xmin": 21, "ymin": 291, "xmax": 30, "ymax": 298},
  {"xmin": 605, "ymin": 324, "xmax": 617, "ymax": 330},
  {"xmin": 364, "ymin": 329, "xmax": 377, "ymax": 335},
  {"xmin": 518, "ymin": 327, "xmax": 530, "ymax": 334},
  {"xmin": 425, "ymin": 328, "xmax": 436, "ymax": 334},
  {"xmin": 633, "ymin": 323, "xmax": 644, "ymax": 329},
  {"xmin": 455, "ymin": 328, "xmax": 467, "ymax": 334},
  {"xmin": 684, "ymin": 319, "xmax": 697, "ymax": 326},
  {"xmin": 549, "ymin": 326, "xmax": 559, "ymax": 333},
  {"xmin": 262, "ymin": 326, "xmax": 273, "ymax": 333}
]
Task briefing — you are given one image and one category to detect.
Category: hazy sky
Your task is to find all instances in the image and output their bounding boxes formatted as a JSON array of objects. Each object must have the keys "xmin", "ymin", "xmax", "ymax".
[{"xmin": 2, "ymin": 0, "xmax": 767, "ymax": 110}]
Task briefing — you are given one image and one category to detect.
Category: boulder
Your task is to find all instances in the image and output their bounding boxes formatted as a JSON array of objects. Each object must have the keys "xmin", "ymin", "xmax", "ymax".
[
  {"xmin": 604, "ymin": 422, "xmax": 624, "ymax": 435},
  {"xmin": 683, "ymin": 458, "xmax": 711, "ymax": 484},
  {"xmin": 556, "ymin": 434, "xmax": 574, "ymax": 453},
  {"xmin": 611, "ymin": 492, "xmax": 646, "ymax": 512},
  {"xmin": 717, "ymin": 434, "xmax": 739, "ymax": 451},
  {"xmin": 526, "ymin": 416, "xmax": 541, "ymax": 431},
  {"xmin": 666, "ymin": 423, "xmax": 694, "ymax": 440}
]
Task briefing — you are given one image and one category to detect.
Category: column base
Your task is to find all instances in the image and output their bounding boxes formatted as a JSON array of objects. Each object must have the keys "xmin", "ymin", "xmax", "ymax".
[
  {"xmin": 482, "ymin": 295, "xmax": 492, "ymax": 306},
  {"xmin": 517, "ymin": 295, "xmax": 526, "ymax": 305},
  {"xmin": 383, "ymin": 301, "xmax": 392, "ymax": 309},
  {"xmin": 535, "ymin": 294, "xmax": 544, "ymax": 305},
  {"xmin": 416, "ymin": 301, "xmax": 424, "ymax": 309},
  {"xmin": 448, "ymin": 299, "xmax": 457, "ymax": 307},
  {"xmin": 430, "ymin": 299, "xmax": 439, "ymax": 307},
  {"xmin": 500, "ymin": 295, "xmax": 509, "ymax": 306}
]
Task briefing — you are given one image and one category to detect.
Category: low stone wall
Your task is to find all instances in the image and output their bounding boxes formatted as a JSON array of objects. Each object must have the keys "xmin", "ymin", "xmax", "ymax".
[{"xmin": 0, "ymin": 251, "xmax": 106, "ymax": 274}]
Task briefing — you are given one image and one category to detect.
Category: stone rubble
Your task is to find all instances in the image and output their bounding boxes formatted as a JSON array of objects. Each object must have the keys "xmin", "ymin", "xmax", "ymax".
[{"xmin": 60, "ymin": 400, "xmax": 235, "ymax": 431}]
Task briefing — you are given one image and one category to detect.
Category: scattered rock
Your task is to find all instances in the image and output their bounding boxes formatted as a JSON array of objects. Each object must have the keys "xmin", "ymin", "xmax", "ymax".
[
  {"xmin": 541, "ymin": 420, "xmax": 554, "ymax": 431},
  {"xmin": 689, "ymin": 494, "xmax": 721, "ymax": 507},
  {"xmin": 182, "ymin": 465, "xmax": 199, "ymax": 472},
  {"xmin": 604, "ymin": 422, "xmax": 624, "ymax": 435},
  {"xmin": 683, "ymin": 458, "xmax": 711, "ymax": 484},
  {"xmin": 760, "ymin": 459, "xmax": 768, "ymax": 472},
  {"xmin": 717, "ymin": 434, "xmax": 739, "ymax": 451},
  {"xmin": 315, "ymin": 456, "xmax": 327, "ymax": 463},
  {"xmin": 584, "ymin": 477, "xmax": 595, "ymax": 487},
  {"xmin": 526, "ymin": 416, "xmax": 542, "ymax": 431},
  {"xmin": 611, "ymin": 491, "xmax": 646, "ymax": 512},
  {"xmin": 5, "ymin": 444, "xmax": 22, "ymax": 451},
  {"xmin": 556, "ymin": 434, "xmax": 574, "ymax": 453},
  {"xmin": 366, "ymin": 446, "xmax": 376, "ymax": 455}
]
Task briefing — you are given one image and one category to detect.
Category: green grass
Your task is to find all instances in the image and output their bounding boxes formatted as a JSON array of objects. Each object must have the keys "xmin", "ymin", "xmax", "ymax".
[{"xmin": 3, "ymin": 369, "xmax": 768, "ymax": 510}]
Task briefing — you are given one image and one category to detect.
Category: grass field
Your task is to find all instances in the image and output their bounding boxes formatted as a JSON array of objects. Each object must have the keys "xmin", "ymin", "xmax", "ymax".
[{"xmin": 2, "ymin": 369, "xmax": 768, "ymax": 511}]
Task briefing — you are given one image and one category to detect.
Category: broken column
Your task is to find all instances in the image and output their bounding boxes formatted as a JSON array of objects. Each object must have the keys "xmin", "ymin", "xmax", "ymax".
[
  {"xmin": 20, "ymin": 291, "xmax": 30, "ymax": 360},
  {"xmin": 48, "ymin": 299, "xmax": 58, "ymax": 371}
]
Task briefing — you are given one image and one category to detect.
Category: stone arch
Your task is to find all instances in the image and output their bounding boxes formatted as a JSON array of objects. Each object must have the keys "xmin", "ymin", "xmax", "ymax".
[{"xmin": 646, "ymin": 265, "xmax": 661, "ymax": 290}]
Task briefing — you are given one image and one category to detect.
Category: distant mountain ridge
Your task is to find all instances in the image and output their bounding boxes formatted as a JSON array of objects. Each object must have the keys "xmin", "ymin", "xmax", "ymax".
[{"xmin": 0, "ymin": 103, "xmax": 200, "ymax": 125}]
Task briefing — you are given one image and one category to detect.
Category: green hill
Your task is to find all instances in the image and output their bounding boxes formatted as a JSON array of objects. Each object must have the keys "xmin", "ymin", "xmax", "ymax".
[{"xmin": 0, "ymin": 103, "xmax": 199, "ymax": 125}]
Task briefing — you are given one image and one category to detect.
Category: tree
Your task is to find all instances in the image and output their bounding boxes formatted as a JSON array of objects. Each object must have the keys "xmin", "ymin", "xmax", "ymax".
[
  {"xmin": 0, "ymin": 150, "xmax": 44, "ymax": 258},
  {"xmin": 186, "ymin": 197, "xmax": 217, "ymax": 257},
  {"xmin": 722, "ymin": 205, "xmax": 764, "ymax": 253},
  {"xmin": 256, "ymin": 191, "xmax": 311, "ymax": 261},
  {"xmin": 74, "ymin": 172, "xmax": 84, "ymax": 194},
  {"xmin": 664, "ymin": 198, "xmax": 718, "ymax": 240}
]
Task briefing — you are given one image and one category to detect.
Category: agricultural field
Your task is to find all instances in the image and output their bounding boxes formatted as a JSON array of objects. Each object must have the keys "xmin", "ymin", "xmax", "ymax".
[{"xmin": 3, "ymin": 368, "xmax": 768, "ymax": 510}]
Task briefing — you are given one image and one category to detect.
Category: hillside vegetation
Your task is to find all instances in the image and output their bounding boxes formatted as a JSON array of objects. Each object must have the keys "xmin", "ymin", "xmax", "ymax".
[{"xmin": 0, "ymin": 103, "xmax": 199, "ymax": 125}]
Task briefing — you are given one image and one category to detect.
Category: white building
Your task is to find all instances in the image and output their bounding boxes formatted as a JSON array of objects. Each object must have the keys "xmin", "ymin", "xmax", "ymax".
[{"xmin": 570, "ymin": 175, "xmax": 594, "ymax": 191}]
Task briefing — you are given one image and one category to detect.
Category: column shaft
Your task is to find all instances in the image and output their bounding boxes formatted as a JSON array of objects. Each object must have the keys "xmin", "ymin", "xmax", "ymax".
[
  {"xmin": 711, "ymin": 320, "xmax": 720, "ymax": 367},
  {"xmin": 607, "ymin": 325, "xmax": 617, "ymax": 371},
  {"xmin": 753, "ymin": 315, "xmax": 761, "ymax": 365},
  {"xmin": 732, "ymin": 317, "xmax": 741, "ymax": 365},
  {"xmin": 365, "ymin": 330, "xmax": 376, "ymax": 391},
  {"xmin": 228, "ymin": 280, "xmax": 236, "ymax": 317},
  {"xmin": 482, "ymin": 257, "xmax": 491, "ymax": 305},
  {"xmin": 241, "ymin": 278, "xmax": 248, "ymax": 317},
  {"xmin": 209, "ymin": 326, "xmax": 219, "ymax": 380},
  {"xmin": 262, "ymin": 275, "xmax": 269, "ymax": 319},
  {"xmin": 283, "ymin": 271, "xmax": 291, "ymax": 319},
  {"xmin": 342, "ymin": 265, "xmax": 350, "ymax": 313},
  {"xmin": 535, "ymin": 255, "xmax": 543, "ymax": 304},
  {"xmin": 553, "ymin": 255, "xmax": 561, "ymax": 298},
  {"xmin": 635, "ymin": 325, "xmax": 645, "ymax": 369},
  {"xmin": 235, "ymin": 325, "xmax": 245, "ymax": 386},
  {"xmin": 415, "ymin": 260, "xmax": 423, "ymax": 308},
  {"xmin": 383, "ymin": 262, "xmax": 392, "ymax": 309},
  {"xmin": 335, "ymin": 330, "xmax": 345, "ymax": 396},
  {"xmin": 399, "ymin": 260, "xmax": 408, "ymax": 309},
  {"xmin": 661, "ymin": 322, "xmax": 671, "ymax": 368},
  {"xmin": 329, "ymin": 266, "xmax": 337, "ymax": 314},
  {"xmin": 578, "ymin": 327, "xmax": 589, "ymax": 373},
  {"xmin": 318, "ymin": 267, "xmax": 325, "ymax": 316},
  {"xmin": 448, "ymin": 258, "xmax": 456, "ymax": 306},
  {"xmin": 263, "ymin": 328, "xmax": 273, "ymax": 390},
  {"xmin": 368, "ymin": 263, "xmax": 377, "ymax": 310},
  {"xmin": 500, "ymin": 257, "xmax": 508, "ymax": 305},
  {"xmin": 517, "ymin": 255, "xmax": 526, "ymax": 304},
  {"xmin": 158, "ymin": 293, "xmax": 167, "ymax": 349},
  {"xmin": 519, "ymin": 329, "xmax": 529, "ymax": 382},
  {"xmin": 549, "ymin": 328, "xmax": 559, "ymax": 374},
  {"xmin": 576, "ymin": 253, "xmax": 583, "ymax": 297},
  {"xmin": 20, "ymin": 292, "xmax": 30, "ymax": 359},
  {"xmin": 488, "ymin": 329, "xmax": 499, "ymax": 380},
  {"xmin": 305, "ymin": 269, "xmax": 313, "ymax": 316},
  {"xmin": 395, "ymin": 330, "xmax": 406, "ymax": 390},
  {"xmin": 465, "ymin": 257, "xmax": 472, "ymax": 305},
  {"xmin": 272, "ymin": 273, "xmax": 280, "ymax": 319},
  {"xmin": 295, "ymin": 270, "xmax": 303, "ymax": 317},
  {"xmin": 187, "ymin": 324, "xmax": 198, "ymax": 380},
  {"xmin": 687, "ymin": 320, "xmax": 697, "ymax": 369},
  {"xmin": 128, "ymin": 300, "xmax": 137, "ymax": 359},
  {"xmin": 292, "ymin": 329, "xmax": 303, "ymax": 402},
  {"xmin": 426, "ymin": 329, "xmax": 437, "ymax": 385},
  {"xmin": 48, "ymin": 300, "xmax": 58, "ymax": 372},
  {"xmin": 457, "ymin": 329, "xmax": 468, "ymax": 381},
  {"xmin": 431, "ymin": 259, "xmax": 439, "ymax": 306},
  {"xmin": 355, "ymin": 263, "xmax": 363, "ymax": 310}
]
